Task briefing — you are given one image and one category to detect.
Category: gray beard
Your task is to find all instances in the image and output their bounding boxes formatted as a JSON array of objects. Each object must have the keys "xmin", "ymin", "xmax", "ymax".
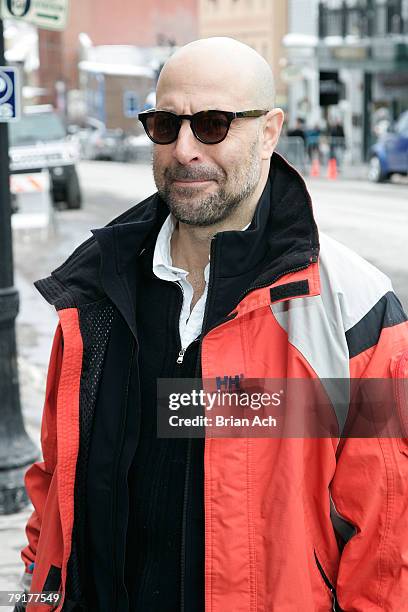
[
  {"xmin": 153, "ymin": 141, "xmax": 261, "ymax": 227},
  {"xmin": 158, "ymin": 182, "xmax": 252, "ymax": 227}
]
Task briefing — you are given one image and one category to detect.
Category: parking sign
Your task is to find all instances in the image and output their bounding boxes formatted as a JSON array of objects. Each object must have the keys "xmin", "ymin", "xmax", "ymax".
[
  {"xmin": 1, "ymin": 0, "xmax": 69, "ymax": 30},
  {"xmin": 123, "ymin": 91, "xmax": 139, "ymax": 118},
  {"xmin": 0, "ymin": 66, "xmax": 20, "ymax": 122}
]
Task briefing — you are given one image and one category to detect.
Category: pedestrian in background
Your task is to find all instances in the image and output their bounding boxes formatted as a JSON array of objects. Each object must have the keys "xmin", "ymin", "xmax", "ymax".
[
  {"xmin": 329, "ymin": 118, "xmax": 346, "ymax": 165},
  {"xmin": 305, "ymin": 123, "xmax": 321, "ymax": 161},
  {"xmin": 287, "ymin": 116, "xmax": 306, "ymax": 145}
]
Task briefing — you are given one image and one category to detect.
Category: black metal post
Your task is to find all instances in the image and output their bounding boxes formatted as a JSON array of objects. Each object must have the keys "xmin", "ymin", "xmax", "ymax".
[
  {"xmin": 0, "ymin": 18, "xmax": 38, "ymax": 515},
  {"xmin": 367, "ymin": 0, "xmax": 375, "ymax": 37},
  {"xmin": 318, "ymin": 2, "xmax": 325, "ymax": 39},
  {"xmin": 341, "ymin": 1, "xmax": 347, "ymax": 38},
  {"xmin": 362, "ymin": 72, "xmax": 373, "ymax": 162}
]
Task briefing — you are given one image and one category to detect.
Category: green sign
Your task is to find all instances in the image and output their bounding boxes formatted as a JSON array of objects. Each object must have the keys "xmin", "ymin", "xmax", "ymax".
[{"xmin": 1, "ymin": 0, "xmax": 69, "ymax": 31}]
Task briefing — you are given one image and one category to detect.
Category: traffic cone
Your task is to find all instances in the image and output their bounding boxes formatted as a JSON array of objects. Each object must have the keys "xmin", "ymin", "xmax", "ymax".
[
  {"xmin": 310, "ymin": 157, "xmax": 320, "ymax": 178},
  {"xmin": 327, "ymin": 157, "xmax": 338, "ymax": 180}
]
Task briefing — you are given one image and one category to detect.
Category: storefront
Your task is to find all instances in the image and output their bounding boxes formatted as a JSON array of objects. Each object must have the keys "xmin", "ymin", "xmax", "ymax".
[{"xmin": 317, "ymin": 0, "xmax": 408, "ymax": 160}]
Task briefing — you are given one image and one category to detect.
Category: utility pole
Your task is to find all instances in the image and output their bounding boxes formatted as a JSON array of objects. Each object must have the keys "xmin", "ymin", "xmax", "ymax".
[{"xmin": 0, "ymin": 17, "xmax": 38, "ymax": 515}]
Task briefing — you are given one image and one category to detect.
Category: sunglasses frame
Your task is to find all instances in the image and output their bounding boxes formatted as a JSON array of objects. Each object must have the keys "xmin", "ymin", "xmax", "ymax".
[{"xmin": 138, "ymin": 109, "xmax": 269, "ymax": 145}]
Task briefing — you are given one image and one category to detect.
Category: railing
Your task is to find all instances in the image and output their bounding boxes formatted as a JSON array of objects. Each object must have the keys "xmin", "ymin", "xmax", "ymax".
[
  {"xmin": 276, "ymin": 137, "xmax": 307, "ymax": 173},
  {"xmin": 318, "ymin": 1, "xmax": 408, "ymax": 38},
  {"xmin": 277, "ymin": 136, "xmax": 354, "ymax": 174}
]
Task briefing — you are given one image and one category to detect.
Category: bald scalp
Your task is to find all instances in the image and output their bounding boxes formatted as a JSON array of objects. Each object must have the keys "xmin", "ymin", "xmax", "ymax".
[{"xmin": 157, "ymin": 37, "xmax": 276, "ymax": 110}]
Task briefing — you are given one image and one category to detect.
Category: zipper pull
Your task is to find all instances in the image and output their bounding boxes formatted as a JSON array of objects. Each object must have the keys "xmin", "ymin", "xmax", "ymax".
[{"xmin": 176, "ymin": 348, "xmax": 186, "ymax": 364}]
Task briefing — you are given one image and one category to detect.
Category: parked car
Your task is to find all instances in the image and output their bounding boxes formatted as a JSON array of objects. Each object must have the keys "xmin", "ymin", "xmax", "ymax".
[
  {"xmin": 76, "ymin": 120, "xmax": 128, "ymax": 162},
  {"xmin": 92, "ymin": 127, "xmax": 128, "ymax": 161},
  {"xmin": 67, "ymin": 118, "xmax": 104, "ymax": 160},
  {"xmin": 123, "ymin": 133, "xmax": 152, "ymax": 162},
  {"xmin": 369, "ymin": 110, "xmax": 408, "ymax": 182},
  {"xmin": 9, "ymin": 105, "xmax": 82, "ymax": 209}
]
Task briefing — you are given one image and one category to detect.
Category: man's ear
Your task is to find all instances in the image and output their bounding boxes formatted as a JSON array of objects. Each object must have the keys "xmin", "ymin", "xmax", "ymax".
[{"xmin": 261, "ymin": 109, "xmax": 284, "ymax": 160}]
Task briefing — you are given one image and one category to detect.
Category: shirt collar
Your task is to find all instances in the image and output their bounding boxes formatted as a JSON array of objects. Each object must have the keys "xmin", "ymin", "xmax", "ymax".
[
  {"xmin": 152, "ymin": 214, "xmax": 187, "ymax": 281},
  {"xmin": 153, "ymin": 214, "xmax": 251, "ymax": 282}
]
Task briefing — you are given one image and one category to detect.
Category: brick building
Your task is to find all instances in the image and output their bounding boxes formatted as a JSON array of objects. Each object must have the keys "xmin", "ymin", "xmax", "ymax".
[
  {"xmin": 38, "ymin": 0, "xmax": 198, "ymax": 105},
  {"xmin": 198, "ymin": 0, "xmax": 288, "ymax": 106}
]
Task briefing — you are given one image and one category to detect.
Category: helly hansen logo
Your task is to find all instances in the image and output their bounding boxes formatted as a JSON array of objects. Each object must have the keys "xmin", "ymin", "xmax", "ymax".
[{"xmin": 216, "ymin": 374, "xmax": 244, "ymax": 392}]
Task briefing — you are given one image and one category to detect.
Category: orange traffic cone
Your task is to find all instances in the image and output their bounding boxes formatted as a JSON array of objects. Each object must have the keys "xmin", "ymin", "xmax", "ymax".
[
  {"xmin": 327, "ymin": 157, "xmax": 338, "ymax": 180},
  {"xmin": 310, "ymin": 157, "xmax": 320, "ymax": 178}
]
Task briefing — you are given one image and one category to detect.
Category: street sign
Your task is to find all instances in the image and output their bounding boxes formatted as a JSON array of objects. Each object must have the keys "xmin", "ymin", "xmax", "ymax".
[
  {"xmin": 1, "ymin": 0, "xmax": 69, "ymax": 31},
  {"xmin": 123, "ymin": 91, "xmax": 139, "ymax": 118},
  {"xmin": 319, "ymin": 71, "xmax": 342, "ymax": 107},
  {"xmin": 0, "ymin": 66, "xmax": 20, "ymax": 122}
]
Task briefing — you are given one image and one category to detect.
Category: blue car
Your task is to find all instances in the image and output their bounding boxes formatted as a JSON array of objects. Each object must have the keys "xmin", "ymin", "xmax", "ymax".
[{"xmin": 369, "ymin": 111, "xmax": 408, "ymax": 182}]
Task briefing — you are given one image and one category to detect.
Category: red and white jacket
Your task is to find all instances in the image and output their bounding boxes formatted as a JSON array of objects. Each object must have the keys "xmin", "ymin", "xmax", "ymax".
[{"xmin": 20, "ymin": 154, "xmax": 408, "ymax": 611}]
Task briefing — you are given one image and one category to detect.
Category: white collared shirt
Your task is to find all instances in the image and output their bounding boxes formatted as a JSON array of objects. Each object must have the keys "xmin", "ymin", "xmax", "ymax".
[{"xmin": 152, "ymin": 214, "xmax": 249, "ymax": 352}]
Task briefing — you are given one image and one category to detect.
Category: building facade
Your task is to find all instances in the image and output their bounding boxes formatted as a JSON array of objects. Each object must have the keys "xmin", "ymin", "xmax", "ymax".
[
  {"xmin": 36, "ymin": 0, "xmax": 198, "ymax": 108},
  {"xmin": 317, "ymin": 0, "xmax": 408, "ymax": 160},
  {"xmin": 198, "ymin": 0, "xmax": 288, "ymax": 107},
  {"xmin": 282, "ymin": 0, "xmax": 320, "ymax": 129}
]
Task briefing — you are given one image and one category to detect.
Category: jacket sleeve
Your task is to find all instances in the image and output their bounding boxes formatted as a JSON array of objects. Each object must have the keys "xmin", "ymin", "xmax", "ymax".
[
  {"xmin": 20, "ymin": 324, "xmax": 63, "ymax": 579},
  {"xmin": 331, "ymin": 305, "xmax": 408, "ymax": 611}
]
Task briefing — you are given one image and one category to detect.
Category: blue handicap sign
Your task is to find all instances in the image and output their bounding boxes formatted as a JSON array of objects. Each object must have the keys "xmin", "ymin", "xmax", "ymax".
[
  {"xmin": 123, "ymin": 91, "xmax": 139, "ymax": 118},
  {"xmin": 0, "ymin": 66, "xmax": 21, "ymax": 122}
]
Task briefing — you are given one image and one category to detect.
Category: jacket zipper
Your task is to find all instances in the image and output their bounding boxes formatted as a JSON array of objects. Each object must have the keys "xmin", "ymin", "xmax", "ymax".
[
  {"xmin": 177, "ymin": 348, "xmax": 187, "ymax": 364},
  {"xmin": 314, "ymin": 551, "xmax": 340, "ymax": 611},
  {"xmin": 170, "ymin": 279, "xmax": 194, "ymax": 612},
  {"xmin": 112, "ymin": 340, "xmax": 136, "ymax": 609},
  {"xmin": 180, "ymin": 436, "xmax": 192, "ymax": 612},
  {"xmin": 175, "ymin": 280, "xmax": 187, "ymax": 364}
]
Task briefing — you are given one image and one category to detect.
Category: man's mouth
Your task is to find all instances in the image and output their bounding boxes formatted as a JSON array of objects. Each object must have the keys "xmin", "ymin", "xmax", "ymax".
[{"xmin": 172, "ymin": 179, "xmax": 214, "ymax": 186}]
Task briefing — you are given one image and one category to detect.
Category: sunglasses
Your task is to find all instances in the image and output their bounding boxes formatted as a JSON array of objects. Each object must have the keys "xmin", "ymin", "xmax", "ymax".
[{"xmin": 138, "ymin": 109, "xmax": 269, "ymax": 145}]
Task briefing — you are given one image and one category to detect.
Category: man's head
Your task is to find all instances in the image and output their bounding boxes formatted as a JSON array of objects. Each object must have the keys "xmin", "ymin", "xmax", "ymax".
[{"xmin": 149, "ymin": 37, "xmax": 284, "ymax": 227}]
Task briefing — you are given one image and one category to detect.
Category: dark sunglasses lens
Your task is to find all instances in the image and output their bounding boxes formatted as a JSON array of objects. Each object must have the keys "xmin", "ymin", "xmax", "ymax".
[
  {"xmin": 145, "ymin": 112, "xmax": 179, "ymax": 144},
  {"xmin": 193, "ymin": 111, "xmax": 230, "ymax": 143}
]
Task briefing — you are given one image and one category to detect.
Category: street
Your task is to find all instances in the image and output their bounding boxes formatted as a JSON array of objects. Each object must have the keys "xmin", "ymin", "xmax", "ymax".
[
  {"xmin": 308, "ymin": 174, "xmax": 408, "ymax": 311},
  {"xmin": 1, "ymin": 159, "xmax": 407, "ymax": 603}
]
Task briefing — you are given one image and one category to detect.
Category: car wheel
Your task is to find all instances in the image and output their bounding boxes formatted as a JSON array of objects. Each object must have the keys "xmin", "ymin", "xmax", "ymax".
[
  {"xmin": 368, "ymin": 156, "xmax": 387, "ymax": 183},
  {"xmin": 66, "ymin": 169, "xmax": 82, "ymax": 209}
]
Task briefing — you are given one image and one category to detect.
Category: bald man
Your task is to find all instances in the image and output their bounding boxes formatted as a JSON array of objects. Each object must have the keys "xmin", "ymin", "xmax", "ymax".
[{"xmin": 18, "ymin": 37, "xmax": 408, "ymax": 612}]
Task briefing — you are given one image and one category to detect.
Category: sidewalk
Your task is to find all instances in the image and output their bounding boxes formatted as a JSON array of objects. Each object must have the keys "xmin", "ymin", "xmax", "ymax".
[
  {"xmin": 337, "ymin": 163, "xmax": 368, "ymax": 181},
  {"xmin": 0, "ymin": 271, "xmax": 56, "ymax": 610}
]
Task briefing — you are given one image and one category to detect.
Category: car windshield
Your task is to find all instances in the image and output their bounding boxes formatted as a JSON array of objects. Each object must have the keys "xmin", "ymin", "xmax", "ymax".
[{"xmin": 9, "ymin": 112, "xmax": 66, "ymax": 146}]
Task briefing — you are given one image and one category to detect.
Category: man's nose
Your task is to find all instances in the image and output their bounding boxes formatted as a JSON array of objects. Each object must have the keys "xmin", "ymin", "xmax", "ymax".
[{"xmin": 172, "ymin": 120, "xmax": 202, "ymax": 165}]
